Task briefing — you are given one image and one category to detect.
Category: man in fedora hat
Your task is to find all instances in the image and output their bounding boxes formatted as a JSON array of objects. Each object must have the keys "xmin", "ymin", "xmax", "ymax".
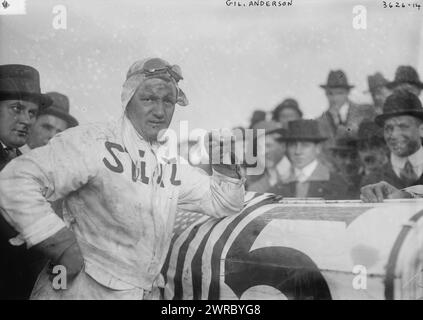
[
  {"xmin": 271, "ymin": 98, "xmax": 303, "ymax": 129},
  {"xmin": 246, "ymin": 120, "xmax": 288, "ymax": 193},
  {"xmin": 329, "ymin": 135, "xmax": 361, "ymax": 199},
  {"xmin": 0, "ymin": 57, "xmax": 244, "ymax": 299},
  {"xmin": 268, "ymin": 119, "xmax": 348, "ymax": 200},
  {"xmin": 367, "ymin": 72, "xmax": 391, "ymax": 115},
  {"xmin": 361, "ymin": 91, "xmax": 423, "ymax": 194},
  {"xmin": 0, "ymin": 64, "xmax": 52, "ymax": 299},
  {"xmin": 316, "ymin": 70, "xmax": 376, "ymax": 171},
  {"xmin": 387, "ymin": 65, "xmax": 423, "ymax": 97},
  {"xmin": 25, "ymin": 91, "xmax": 78, "ymax": 150}
]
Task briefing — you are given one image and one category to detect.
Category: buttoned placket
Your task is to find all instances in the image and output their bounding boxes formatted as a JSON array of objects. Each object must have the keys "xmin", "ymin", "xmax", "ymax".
[{"xmin": 146, "ymin": 143, "xmax": 166, "ymax": 283}]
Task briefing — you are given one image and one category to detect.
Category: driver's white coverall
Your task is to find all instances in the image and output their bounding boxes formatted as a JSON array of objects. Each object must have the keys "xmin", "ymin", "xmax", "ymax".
[{"xmin": 0, "ymin": 121, "xmax": 245, "ymax": 299}]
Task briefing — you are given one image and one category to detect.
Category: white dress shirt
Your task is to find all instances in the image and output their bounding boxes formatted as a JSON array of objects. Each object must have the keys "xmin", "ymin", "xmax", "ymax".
[
  {"xmin": 276, "ymin": 156, "xmax": 291, "ymax": 182},
  {"xmin": 391, "ymin": 146, "xmax": 423, "ymax": 178},
  {"xmin": 338, "ymin": 102, "xmax": 350, "ymax": 124},
  {"xmin": 294, "ymin": 160, "xmax": 319, "ymax": 183}
]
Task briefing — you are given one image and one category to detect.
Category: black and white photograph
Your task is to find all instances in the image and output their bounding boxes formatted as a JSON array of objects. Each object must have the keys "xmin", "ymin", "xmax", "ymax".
[{"xmin": 1, "ymin": 0, "xmax": 423, "ymax": 304}]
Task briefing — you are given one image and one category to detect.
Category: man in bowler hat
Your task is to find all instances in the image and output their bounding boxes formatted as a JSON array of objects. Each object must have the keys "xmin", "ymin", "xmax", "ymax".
[
  {"xmin": 329, "ymin": 135, "xmax": 361, "ymax": 199},
  {"xmin": 269, "ymin": 119, "xmax": 348, "ymax": 200},
  {"xmin": 361, "ymin": 91, "xmax": 423, "ymax": 201},
  {"xmin": 25, "ymin": 91, "xmax": 78, "ymax": 150},
  {"xmin": 387, "ymin": 65, "xmax": 423, "ymax": 97},
  {"xmin": 0, "ymin": 64, "xmax": 52, "ymax": 299}
]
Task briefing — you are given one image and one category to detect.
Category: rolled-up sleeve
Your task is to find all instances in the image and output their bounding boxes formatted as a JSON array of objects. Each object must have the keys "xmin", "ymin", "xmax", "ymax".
[
  {"xmin": 177, "ymin": 165, "xmax": 245, "ymax": 218},
  {"xmin": 0, "ymin": 126, "xmax": 100, "ymax": 248}
]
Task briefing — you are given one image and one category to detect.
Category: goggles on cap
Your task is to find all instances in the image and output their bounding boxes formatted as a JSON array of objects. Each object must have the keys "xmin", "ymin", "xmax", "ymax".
[{"xmin": 127, "ymin": 59, "xmax": 183, "ymax": 83}]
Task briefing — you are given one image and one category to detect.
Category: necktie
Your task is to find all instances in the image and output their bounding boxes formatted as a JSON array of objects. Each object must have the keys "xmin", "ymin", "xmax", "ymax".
[
  {"xmin": 4, "ymin": 147, "xmax": 18, "ymax": 162},
  {"xmin": 399, "ymin": 160, "xmax": 418, "ymax": 186},
  {"xmin": 296, "ymin": 170, "xmax": 307, "ymax": 183},
  {"xmin": 294, "ymin": 169, "xmax": 310, "ymax": 197}
]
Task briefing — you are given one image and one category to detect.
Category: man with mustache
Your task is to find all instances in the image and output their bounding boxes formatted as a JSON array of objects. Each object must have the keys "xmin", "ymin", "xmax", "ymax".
[
  {"xmin": 360, "ymin": 91, "xmax": 423, "ymax": 202},
  {"xmin": 0, "ymin": 64, "xmax": 52, "ymax": 299},
  {"xmin": 0, "ymin": 58, "xmax": 244, "ymax": 299}
]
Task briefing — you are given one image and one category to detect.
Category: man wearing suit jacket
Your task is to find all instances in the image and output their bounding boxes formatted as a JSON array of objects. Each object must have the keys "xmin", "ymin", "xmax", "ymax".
[
  {"xmin": 268, "ymin": 119, "xmax": 348, "ymax": 200},
  {"xmin": 361, "ymin": 91, "xmax": 423, "ymax": 190},
  {"xmin": 0, "ymin": 64, "xmax": 52, "ymax": 300},
  {"xmin": 316, "ymin": 70, "xmax": 376, "ymax": 171}
]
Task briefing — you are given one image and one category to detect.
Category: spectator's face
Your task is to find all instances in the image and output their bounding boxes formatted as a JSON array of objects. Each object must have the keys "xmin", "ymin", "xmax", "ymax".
[
  {"xmin": 358, "ymin": 144, "xmax": 389, "ymax": 175},
  {"xmin": 126, "ymin": 78, "xmax": 177, "ymax": 141},
  {"xmin": 264, "ymin": 133, "xmax": 286, "ymax": 168},
  {"xmin": 371, "ymin": 87, "xmax": 391, "ymax": 109},
  {"xmin": 325, "ymin": 88, "xmax": 350, "ymax": 109},
  {"xmin": 0, "ymin": 99, "xmax": 39, "ymax": 148},
  {"xmin": 278, "ymin": 108, "xmax": 301, "ymax": 129},
  {"xmin": 332, "ymin": 149, "xmax": 360, "ymax": 177},
  {"xmin": 384, "ymin": 115, "xmax": 422, "ymax": 157},
  {"xmin": 287, "ymin": 140, "xmax": 320, "ymax": 169},
  {"xmin": 394, "ymin": 84, "xmax": 422, "ymax": 97},
  {"xmin": 27, "ymin": 114, "xmax": 68, "ymax": 148}
]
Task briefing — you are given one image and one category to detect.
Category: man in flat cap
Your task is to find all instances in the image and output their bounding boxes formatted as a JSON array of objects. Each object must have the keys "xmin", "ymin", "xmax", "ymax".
[
  {"xmin": 0, "ymin": 64, "xmax": 52, "ymax": 299},
  {"xmin": 361, "ymin": 91, "xmax": 423, "ymax": 202},
  {"xmin": 387, "ymin": 65, "xmax": 423, "ymax": 97},
  {"xmin": 25, "ymin": 91, "xmax": 78, "ymax": 150},
  {"xmin": 0, "ymin": 58, "xmax": 245, "ymax": 299},
  {"xmin": 269, "ymin": 119, "xmax": 348, "ymax": 200},
  {"xmin": 316, "ymin": 70, "xmax": 376, "ymax": 171}
]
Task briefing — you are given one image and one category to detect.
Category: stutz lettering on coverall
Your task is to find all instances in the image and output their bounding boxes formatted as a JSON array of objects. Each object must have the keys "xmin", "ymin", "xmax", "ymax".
[
  {"xmin": 132, "ymin": 150, "xmax": 149, "ymax": 184},
  {"xmin": 102, "ymin": 141, "xmax": 181, "ymax": 187},
  {"xmin": 103, "ymin": 141, "xmax": 124, "ymax": 173}
]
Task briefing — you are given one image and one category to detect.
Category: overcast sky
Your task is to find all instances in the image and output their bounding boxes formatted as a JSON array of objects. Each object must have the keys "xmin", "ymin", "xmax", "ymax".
[{"xmin": 1, "ymin": 0, "xmax": 422, "ymax": 133}]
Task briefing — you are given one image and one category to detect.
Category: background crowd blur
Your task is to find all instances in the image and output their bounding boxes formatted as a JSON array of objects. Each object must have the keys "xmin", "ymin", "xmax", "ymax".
[{"xmin": 243, "ymin": 66, "xmax": 423, "ymax": 200}]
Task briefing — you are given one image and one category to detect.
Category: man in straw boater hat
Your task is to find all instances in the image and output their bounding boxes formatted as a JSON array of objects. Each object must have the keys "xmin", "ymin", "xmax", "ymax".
[
  {"xmin": 360, "ymin": 90, "xmax": 423, "ymax": 202},
  {"xmin": 315, "ymin": 70, "xmax": 376, "ymax": 171},
  {"xmin": 0, "ymin": 58, "xmax": 245, "ymax": 299},
  {"xmin": 25, "ymin": 91, "xmax": 78, "ymax": 150},
  {"xmin": 0, "ymin": 64, "xmax": 53, "ymax": 299},
  {"xmin": 268, "ymin": 119, "xmax": 348, "ymax": 200},
  {"xmin": 386, "ymin": 65, "xmax": 423, "ymax": 97}
]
